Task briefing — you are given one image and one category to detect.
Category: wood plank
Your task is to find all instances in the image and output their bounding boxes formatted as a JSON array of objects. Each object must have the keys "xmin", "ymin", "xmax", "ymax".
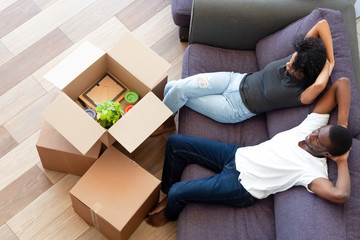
[
  {"xmin": 0, "ymin": 0, "xmax": 95, "ymax": 55},
  {"xmin": 7, "ymin": 174, "xmax": 80, "ymax": 240},
  {"xmin": 130, "ymin": 219, "xmax": 177, "ymax": 240},
  {"xmin": 116, "ymin": 0, "xmax": 170, "ymax": 31},
  {"xmin": 0, "ymin": 76, "xmax": 46, "ymax": 127},
  {"xmin": 168, "ymin": 53, "xmax": 184, "ymax": 81},
  {"xmin": 33, "ymin": 0, "xmax": 58, "ymax": 10},
  {"xmin": 0, "ymin": 126, "xmax": 18, "ymax": 159},
  {"xmin": 0, "ymin": 39, "xmax": 13, "ymax": 66},
  {"xmin": 0, "ymin": 223, "xmax": 18, "ymax": 240},
  {"xmin": 4, "ymin": 89, "xmax": 60, "ymax": 143},
  {"xmin": 0, "ymin": 28, "xmax": 72, "ymax": 95},
  {"xmin": 76, "ymin": 227, "xmax": 107, "ymax": 240},
  {"xmin": 151, "ymin": 27, "xmax": 188, "ymax": 63},
  {"xmin": 0, "ymin": 0, "xmax": 17, "ymax": 12},
  {"xmin": 0, "ymin": 131, "xmax": 41, "ymax": 192},
  {"xmin": 32, "ymin": 16, "xmax": 129, "ymax": 92},
  {"xmin": 0, "ymin": 0, "xmax": 41, "ymax": 39},
  {"xmin": 37, "ymin": 162, "xmax": 67, "ymax": 185},
  {"xmin": 132, "ymin": 5, "xmax": 177, "ymax": 47},
  {"xmin": 31, "ymin": 207, "xmax": 89, "ymax": 240},
  {"xmin": 0, "ymin": 165, "xmax": 53, "ymax": 226},
  {"xmin": 59, "ymin": 0, "xmax": 134, "ymax": 43}
]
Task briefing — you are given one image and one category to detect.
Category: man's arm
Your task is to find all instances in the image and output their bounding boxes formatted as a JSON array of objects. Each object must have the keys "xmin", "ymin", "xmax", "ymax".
[
  {"xmin": 312, "ymin": 77, "xmax": 350, "ymax": 127},
  {"xmin": 309, "ymin": 77, "xmax": 351, "ymax": 203},
  {"xmin": 308, "ymin": 151, "xmax": 351, "ymax": 204}
]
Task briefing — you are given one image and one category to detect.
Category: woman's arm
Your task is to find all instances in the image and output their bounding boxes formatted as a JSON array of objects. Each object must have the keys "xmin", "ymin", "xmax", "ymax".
[
  {"xmin": 300, "ymin": 20, "xmax": 335, "ymax": 104},
  {"xmin": 300, "ymin": 60, "xmax": 330, "ymax": 104},
  {"xmin": 306, "ymin": 19, "xmax": 335, "ymax": 71}
]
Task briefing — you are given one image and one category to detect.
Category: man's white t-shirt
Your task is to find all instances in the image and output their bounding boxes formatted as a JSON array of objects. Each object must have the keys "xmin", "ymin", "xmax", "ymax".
[{"xmin": 235, "ymin": 113, "xmax": 330, "ymax": 199}]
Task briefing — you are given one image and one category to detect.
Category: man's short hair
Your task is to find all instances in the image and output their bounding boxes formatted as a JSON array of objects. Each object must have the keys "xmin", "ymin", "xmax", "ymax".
[{"xmin": 328, "ymin": 125, "xmax": 352, "ymax": 156}]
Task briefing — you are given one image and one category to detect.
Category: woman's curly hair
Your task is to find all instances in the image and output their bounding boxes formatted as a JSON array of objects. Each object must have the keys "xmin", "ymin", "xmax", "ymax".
[{"xmin": 291, "ymin": 36, "xmax": 327, "ymax": 86}]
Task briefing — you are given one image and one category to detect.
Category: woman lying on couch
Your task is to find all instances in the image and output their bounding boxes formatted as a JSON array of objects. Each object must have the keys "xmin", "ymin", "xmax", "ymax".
[{"xmin": 153, "ymin": 20, "xmax": 334, "ymax": 135}]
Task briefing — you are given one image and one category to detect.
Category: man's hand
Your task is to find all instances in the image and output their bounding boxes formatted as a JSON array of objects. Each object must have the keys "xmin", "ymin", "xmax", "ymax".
[{"xmin": 330, "ymin": 149, "xmax": 350, "ymax": 164}]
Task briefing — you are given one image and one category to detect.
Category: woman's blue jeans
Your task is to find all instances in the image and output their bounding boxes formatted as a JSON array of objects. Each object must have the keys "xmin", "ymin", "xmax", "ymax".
[
  {"xmin": 163, "ymin": 72, "xmax": 255, "ymax": 123},
  {"xmin": 162, "ymin": 134, "xmax": 256, "ymax": 221}
]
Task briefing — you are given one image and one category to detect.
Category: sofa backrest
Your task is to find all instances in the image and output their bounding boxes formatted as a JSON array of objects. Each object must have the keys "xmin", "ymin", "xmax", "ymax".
[{"xmin": 189, "ymin": 0, "xmax": 360, "ymax": 92}]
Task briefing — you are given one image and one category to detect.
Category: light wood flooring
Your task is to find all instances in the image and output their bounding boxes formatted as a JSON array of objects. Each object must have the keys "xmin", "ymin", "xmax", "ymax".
[
  {"xmin": 0, "ymin": 1, "xmax": 360, "ymax": 239},
  {"xmin": 0, "ymin": 0, "xmax": 186, "ymax": 239}
]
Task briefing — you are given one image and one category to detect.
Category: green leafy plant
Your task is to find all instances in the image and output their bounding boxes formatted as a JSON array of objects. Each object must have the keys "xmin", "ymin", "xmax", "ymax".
[{"xmin": 95, "ymin": 100, "xmax": 124, "ymax": 128}]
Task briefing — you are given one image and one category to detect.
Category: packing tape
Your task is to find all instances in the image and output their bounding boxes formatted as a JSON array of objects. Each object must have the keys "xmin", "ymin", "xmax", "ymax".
[{"xmin": 90, "ymin": 202, "xmax": 103, "ymax": 230}]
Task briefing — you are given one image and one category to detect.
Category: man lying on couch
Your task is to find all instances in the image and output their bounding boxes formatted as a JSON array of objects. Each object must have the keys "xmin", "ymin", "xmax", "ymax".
[{"xmin": 146, "ymin": 77, "xmax": 353, "ymax": 227}]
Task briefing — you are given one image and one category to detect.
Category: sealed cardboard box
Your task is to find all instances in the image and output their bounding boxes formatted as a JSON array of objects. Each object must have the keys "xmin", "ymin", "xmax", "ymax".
[
  {"xmin": 70, "ymin": 146, "xmax": 160, "ymax": 240},
  {"xmin": 42, "ymin": 32, "xmax": 172, "ymax": 154},
  {"xmin": 36, "ymin": 122, "xmax": 102, "ymax": 176}
]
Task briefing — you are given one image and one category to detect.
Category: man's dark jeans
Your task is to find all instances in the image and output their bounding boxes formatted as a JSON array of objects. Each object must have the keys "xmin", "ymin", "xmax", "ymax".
[{"xmin": 162, "ymin": 134, "xmax": 256, "ymax": 221}]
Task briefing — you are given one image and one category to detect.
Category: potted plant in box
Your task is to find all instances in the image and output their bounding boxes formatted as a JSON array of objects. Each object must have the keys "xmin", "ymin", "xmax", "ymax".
[{"xmin": 95, "ymin": 100, "xmax": 124, "ymax": 129}]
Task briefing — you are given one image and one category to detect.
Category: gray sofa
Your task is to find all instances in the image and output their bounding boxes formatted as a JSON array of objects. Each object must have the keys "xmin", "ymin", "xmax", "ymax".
[{"xmin": 176, "ymin": 0, "xmax": 360, "ymax": 239}]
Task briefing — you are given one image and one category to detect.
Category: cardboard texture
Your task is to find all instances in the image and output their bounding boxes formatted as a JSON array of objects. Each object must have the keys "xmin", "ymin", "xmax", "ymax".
[
  {"xmin": 43, "ymin": 32, "xmax": 172, "ymax": 154},
  {"xmin": 36, "ymin": 122, "xmax": 102, "ymax": 176},
  {"xmin": 70, "ymin": 146, "xmax": 161, "ymax": 240}
]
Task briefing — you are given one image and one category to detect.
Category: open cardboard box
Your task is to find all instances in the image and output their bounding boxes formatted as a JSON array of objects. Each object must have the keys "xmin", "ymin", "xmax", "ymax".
[
  {"xmin": 70, "ymin": 146, "xmax": 161, "ymax": 240},
  {"xmin": 42, "ymin": 33, "xmax": 172, "ymax": 154}
]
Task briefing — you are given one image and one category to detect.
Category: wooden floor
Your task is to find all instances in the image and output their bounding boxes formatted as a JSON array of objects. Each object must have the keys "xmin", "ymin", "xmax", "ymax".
[
  {"xmin": 0, "ymin": 1, "xmax": 360, "ymax": 239},
  {"xmin": 0, "ymin": 0, "xmax": 186, "ymax": 239}
]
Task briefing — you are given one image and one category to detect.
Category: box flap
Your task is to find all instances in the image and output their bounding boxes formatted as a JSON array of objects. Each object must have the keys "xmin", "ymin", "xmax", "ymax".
[
  {"xmin": 42, "ymin": 92, "xmax": 105, "ymax": 155},
  {"xmin": 69, "ymin": 146, "xmax": 160, "ymax": 230},
  {"xmin": 108, "ymin": 33, "xmax": 170, "ymax": 90},
  {"xmin": 109, "ymin": 92, "xmax": 172, "ymax": 153},
  {"xmin": 44, "ymin": 42, "xmax": 105, "ymax": 90}
]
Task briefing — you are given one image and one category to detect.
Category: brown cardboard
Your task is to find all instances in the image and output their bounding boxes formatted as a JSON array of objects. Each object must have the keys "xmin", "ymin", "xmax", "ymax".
[
  {"xmin": 36, "ymin": 122, "xmax": 102, "ymax": 176},
  {"xmin": 109, "ymin": 92, "xmax": 171, "ymax": 153},
  {"xmin": 43, "ymin": 33, "xmax": 172, "ymax": 154},
  {"xmin": 69, "ymin": 146, "xmax": 160, "ymax": 240},
  {"xmin": 42, "ymin": 92, "xmax": 105, "ymax": 155}
]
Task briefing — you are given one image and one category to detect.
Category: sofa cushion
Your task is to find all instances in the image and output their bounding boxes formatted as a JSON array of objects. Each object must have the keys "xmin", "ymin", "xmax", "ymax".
[
  {"xmin": 274, "ymin": 138, "xmax": 360, "ymax": 240},
  {"xmin": 182, "ymin": 43, "xmax": 259, "ymax": 78},
  {"xmin": 256, "ymin": 8, "xmax": 360, "ymax": 138},
  {"xmin": 178, "ymin": 164, "xmax": 275, "ymax": 240},
  {"xmin": 256, "ymin": 8, "xmax": 323, "ymax": 70},
  {"xmin": 179, "ymin": 108, "xmax": 269, "ymax": 147},
  {"xmin": 180, "ymin": 43, "xmax": 269, "ymax": 146}
]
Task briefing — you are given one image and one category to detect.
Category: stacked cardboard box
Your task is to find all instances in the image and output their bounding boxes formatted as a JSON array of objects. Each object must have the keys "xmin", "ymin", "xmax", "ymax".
[
  {"xmin": 36, "ymin": 121, "xmax": 102, "ymax": 176},
  {"xmin": 36, "ymin": 33, "xmax": 171, "ymax": 240}
]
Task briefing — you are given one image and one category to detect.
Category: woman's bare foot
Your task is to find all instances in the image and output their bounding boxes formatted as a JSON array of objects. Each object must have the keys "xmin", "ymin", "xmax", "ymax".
[{"xmin": 146, "ymin": 197, "xmax": 169, "ymax": 227}]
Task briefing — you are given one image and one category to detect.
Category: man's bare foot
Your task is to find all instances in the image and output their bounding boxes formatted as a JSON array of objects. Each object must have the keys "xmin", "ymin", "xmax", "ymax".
[
  {"xmin": 146, "ymin": 209, "xmax": 169, "ymax": 227},
  {"xmin": 146, "ymin": 197, "xmax": 169, "ymax": 227},
  {"xmin": 148, "ymin": 197, "xmax": 168, "ymax": 215},
  {"xmin": 151, "ymin": 116, "xmax": 176, "ymax": 137}
]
